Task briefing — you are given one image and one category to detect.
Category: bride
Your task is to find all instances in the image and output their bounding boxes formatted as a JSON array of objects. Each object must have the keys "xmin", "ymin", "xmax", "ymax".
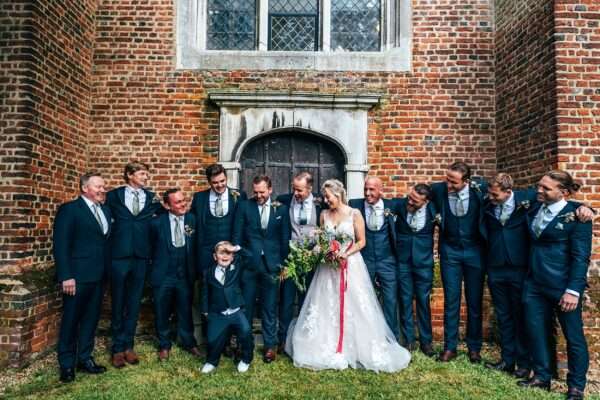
[{"xmin": 285, "ymin": 179, "xmax": 411, "ymax": 372}]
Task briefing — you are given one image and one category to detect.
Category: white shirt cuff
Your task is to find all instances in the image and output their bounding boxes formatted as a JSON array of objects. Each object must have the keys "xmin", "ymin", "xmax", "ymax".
[{"xmin": 565, "ymin": 289, "xmax": 580, "ymax": 297}]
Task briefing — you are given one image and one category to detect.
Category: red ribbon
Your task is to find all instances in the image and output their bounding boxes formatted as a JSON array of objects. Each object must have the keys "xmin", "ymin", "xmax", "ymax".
[{"xmin": 336, "ymin": 240, "xmax": 352, "ymax": 353}]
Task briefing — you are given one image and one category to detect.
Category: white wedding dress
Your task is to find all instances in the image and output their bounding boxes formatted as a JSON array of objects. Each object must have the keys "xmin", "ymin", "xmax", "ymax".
[{"xmin": 285, "ymin": 209, "xmax": 411, "ymax": 372}]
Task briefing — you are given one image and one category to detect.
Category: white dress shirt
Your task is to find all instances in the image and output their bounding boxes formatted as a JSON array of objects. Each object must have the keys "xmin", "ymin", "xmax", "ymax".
[
  {"xmin": 215, "ymin": 264, "xmax": 240, "ymax": 315},
  {"xmin": 364, "ymin": 199, "xmax": 385, "ymax": 230},
  {"xmin": 292, "ymin": 194, "xmax": 313, "ymax": 225},
  {"xmin": 407, "ymin": 204, "xmax": 427, "ymax": 232},
  {"xmin": 125, "ymin": 185, "xmax": 146, "ymax": 214},
  {"xmin": 209, "ymin": 188, "xmax": 229, "ymax": 217},
  {"xmin": 169, "ymin": 212, "xmax": 186, "ymax": 247},
  {"xmin": 81, "ymin": 196, "xmax": 108, "ymax": 234},
  {"xmin": 448, "ymin": 184, "xmax": 470, "ymax": 216}
]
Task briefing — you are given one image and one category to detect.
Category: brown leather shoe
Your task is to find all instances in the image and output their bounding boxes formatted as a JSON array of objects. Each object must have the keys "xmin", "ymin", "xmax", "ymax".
[
  {"xmin": 112, "ymin": 352, "xmax": 126, "ymax": 369},
  {"xmin": 468, "ymin": 350, "xmax": 482, "ymax": 364},
  {"xmin": 158, "ymin": 349, "xmax": 170, "ymax": 362},
  {"xmin": 437, "ymin": 350, "xmax": 457, "ymax": 362},
  {"xmin": 186, "ymin": 346, "xmax": 202, "ymax": 358},
  {"xmin": 263, "ymin": 348, "xmax": 277, "ymax": 363},
  {"xmin": 124, "ymin": 349, "xmax": 139, "ymax": 365}
]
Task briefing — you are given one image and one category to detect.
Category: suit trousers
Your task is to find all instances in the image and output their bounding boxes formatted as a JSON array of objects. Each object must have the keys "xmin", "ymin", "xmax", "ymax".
[
  {"xmin": 153, "ymin": 276, "xmax": 197, "ymax": 350},
  {"xmin": 110, "ymin": 257, "xmax": 147, "ymax": 353},
  {"xmin": 206, "ymin": 310, "xmax": 254, "ymax": 366},
  {"xmin": 365, "ymin": 256, "xmax": 400, "ymax": 340},
  {"xmin": 397, "ymin": 263, "xmax": 433, "ymax": 345},
  {"xmin": 241, "ymin": 258, "xmax": 279, "ymax": 349},
  {"xmin": 57, "ymin": 282, "xmax": 103, "ymax": 369},
  {"xmin": 440, "ymin": 244, "xmax": 484, "ymax": 352},
  {"xmin": 523, "ymin": 280, "xmax": 588, "ymax": 390}
]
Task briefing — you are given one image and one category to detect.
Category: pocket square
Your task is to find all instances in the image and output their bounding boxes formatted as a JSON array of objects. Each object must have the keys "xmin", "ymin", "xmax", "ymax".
[
  {"xmin": 555, "ymin": 222, "xmax": 564, "ymax": 230},
  {"xmin": 276, "ymin": 216, "xmax": 282, "ymax": 220}
]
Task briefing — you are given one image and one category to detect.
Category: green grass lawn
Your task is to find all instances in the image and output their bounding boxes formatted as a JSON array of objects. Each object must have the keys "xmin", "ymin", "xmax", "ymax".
[{"xmin": 2, "ymin": 339, "xmax": 598, "ymax": 400}]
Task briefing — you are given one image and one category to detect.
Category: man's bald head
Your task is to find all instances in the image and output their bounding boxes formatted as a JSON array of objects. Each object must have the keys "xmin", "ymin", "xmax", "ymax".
[{"xmin": 364, "ymin": 176, "xmax": 384, "ymax": 204}]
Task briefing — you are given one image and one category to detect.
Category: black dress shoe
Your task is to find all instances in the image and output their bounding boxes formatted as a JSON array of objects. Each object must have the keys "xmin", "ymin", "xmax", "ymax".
[
  {"xmin": 76, "ymin": 358, "xmax": 107, "ymax": 374},
  {"xmin": 468, "ymin": 351, "xmax": 482, "ymax": 364},
  {"xmin": 484, "ymin": 360, "xmax": 514, "ymax": 373},
  {"xmin": 566, "ymin": 387, "xmax": 584, "ymax": 400},
  {"xmin": 406, "ymin": 342, "xmax": 418, "ymax": 351},
  {"xmin": 513, "ymin": 367, "xmax": 531, "ymax": 379},
  {"xmin": 420, "ymin": 343, "xmax": 436, "ymax": 357},
  {"xmin": 517, "ymin": 378, "xmax": 550, "ymax": 391},
  {"xmin": 59, "ymin": 368, "xmax": 75, "ymax": 383}
]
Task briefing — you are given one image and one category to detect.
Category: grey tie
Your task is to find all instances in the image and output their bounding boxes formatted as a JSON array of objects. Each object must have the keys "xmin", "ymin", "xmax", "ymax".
[
  {"xmin": 455, "ymin": 193, "xmax": 466, "ymax": 217},
  {"xmin": 132, "ymin": 190, "xmax": 140, "ymax": 216},
  {"xmin": 260, "ymin": 204, "xmax": 269, "ymax": 230},
  {"xmin": 216, "ymin": 266, "xmax": 227, "ymax": 285},
  {"xmin": 215, "ymin": 193, "xmax": 224, "ymax": 217},
  {"xmin": 408, "ymin": 212, "xmax": 419, "ymax": 232},
  {"xmin": 299, "ymin": 201, "xmax": 307, "ymax": 225},
  {"xmin": 532, "ymin": 206, "xmax": 551, "ymax": 238},
  {"xmin": 173, "ymin": 217, "xmax": 184, "ymax": 247},
  {"xmin": 93, "ymin": 204, "xmax": 105, "ymax": 233},
  {"xmin": 368, "ymin": 205, "xmax": 378, "ymax": 230},
  {"xmin": 498, "ymin": 203, "xmax": 510, "ymax": 225}
]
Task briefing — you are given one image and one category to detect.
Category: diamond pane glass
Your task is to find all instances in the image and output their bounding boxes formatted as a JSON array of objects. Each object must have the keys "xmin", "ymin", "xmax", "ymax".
[
  {"xmin": 207, "ymin": 0, "xmax": 256, "ymax": 50},
  {"xmin": 331, "ymin": 0, "xmax": 380, "ymax": 52},
  {"xmin": 270, "ymin": 15, "xmax": 316, "ymax": 51},
  {"xmin": 269, "ymin": 0, "xmax": 318, "ymax": 13}
]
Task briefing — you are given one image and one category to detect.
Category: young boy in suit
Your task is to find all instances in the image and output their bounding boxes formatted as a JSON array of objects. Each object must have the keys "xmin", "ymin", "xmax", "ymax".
[{"xmin": 201, "ymin": 241, "xmax": 254, "ymax": 373}]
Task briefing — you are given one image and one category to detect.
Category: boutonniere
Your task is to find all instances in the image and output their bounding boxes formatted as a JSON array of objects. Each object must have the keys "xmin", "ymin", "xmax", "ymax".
[
  {"xmin": 152, "ymin": 194, "xmax": 161, "ymax": 204},
  {"xmin": 313, "ymin": 196, "xmax": 323, "ymax": 207},
  {"xmin": 230, "ymin": 264, "xmax": 235, "ymax": 272},
  {"xmin": 517, "ymin": 200, "xmax": 531, "ymax": 210},
  {"xmin": 271, "ymin": 200, "xmax": 282, "ymax": 211},
  {"xmin": 184, "ymin": 225, "xmax": 194, "ymax": 236},
  {"xmin": 559, "ymin": 211, "xmax": 576, "ymax": 223},
  {"xmin": 230, "ymin": 189, "xmax": 240, "ymax": 203},
  {"xmin": 433, "ymin": 213, "xmax": 443, "ymax": 225},
  {"xmin": 384, "ymin": 208, "xmax": 397, "ymax": 221},
  {"xmin": 556, "ymin": 222, "xmax": 564, "ymax": 230},
  {"xmin": 469, "ymin": 180, "xmax": 482, "ymax": 193}
]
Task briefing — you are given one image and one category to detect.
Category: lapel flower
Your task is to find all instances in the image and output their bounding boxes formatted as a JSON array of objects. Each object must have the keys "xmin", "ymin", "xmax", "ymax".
[
  {"xmin": 230, "ymin": 264, "xmax": 235, "ymax": 271},
  {"xmin": 383, "ymin": 208, "xmax": 397, "ymax": 222},
  {"xmin": 469, "ymin": 180, "xmax": 482, "ymax": 193},
  {"xmin": 184, "ymin": 224, "xmax": 195, "ymax": 237},
  {"xmin": 517, "ymin": 200, "xmax": 531, "ymax": 210},
  {"xmin": 559, "ymin": 211, "xmax": 576, "ymax": 223},
  {"xmin": 152, "ymin": 194, "xmax": 161, "ymax": 204},
  {"xmin": 230, "ymin": 189, "xmax": 240, "ymax": 203},
  {"xmin": 313, "ymin": 196, "xmax": 323, "ymax": 207},
  {"xmin": 271, "ymin": 200, "xmax": 282, "ymax": 211},
  {"xmin": 433, "ymin": 213, "xmax": 443, "ymax": 225}
]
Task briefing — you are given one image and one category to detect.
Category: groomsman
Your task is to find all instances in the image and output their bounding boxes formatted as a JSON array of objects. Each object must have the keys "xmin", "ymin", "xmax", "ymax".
[
  {"xmin": 483, "ymin": 173, "xmax": 535, "ymax": 377},
  {"xmin": 190, "ymin": 163, "xmax": 247, "ymax": 273},
  {"xmin": 106, "ymin": 162, "xmax": 163, "ymax": 368},
  {"xmin": 394, "ymin": 184, "xmax": 438, "ymax": 356},
  {"xmin": 430, "ymin": 161, "xmax": 487, "ymax": 363},
  {"xmin": 149, "ymin": 189, "xmax": 201, "ymax": 361},
  {"xmin": 519, "ymin": 171, "xmax": 592, "ymax": 400},
  {"xmin": 53, "ymin": 173, "xmax": 111, "ymax": 383},
  {"xmin": 349, "ymin": 177, "xmax": 400, "ymax": 341},
  {"xmin": 233, "ymin": 175, "xmax": 291, "ymax": 363},
  {"xmin": 276, "ymin": 172, "xmax": 323, "ymax": 350}
]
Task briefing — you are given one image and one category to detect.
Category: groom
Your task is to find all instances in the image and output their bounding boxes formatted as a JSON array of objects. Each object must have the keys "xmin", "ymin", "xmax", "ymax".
[
  {"xmin": 349, "ymin": 176, "xmax": 400, "ymax": 342},
  {"xmin": 232, "ymin": 175, "xmax": 290, "ymax": 363}
]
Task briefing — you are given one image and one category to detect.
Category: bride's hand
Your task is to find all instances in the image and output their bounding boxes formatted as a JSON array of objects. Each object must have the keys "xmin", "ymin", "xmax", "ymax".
[{"xmin": 336, "ymin": 252, "xmax": 348, "ymax": 261}]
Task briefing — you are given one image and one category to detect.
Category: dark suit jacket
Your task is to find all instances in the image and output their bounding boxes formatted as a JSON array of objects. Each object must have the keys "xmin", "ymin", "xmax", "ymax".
[
  {"xmin": 394, "ymin": 198, "xmax": 437, "ymax": 269},
  {"xmin": 348, "ymin": 198, "xmax": 398, "ymax": 255},
  {"xmin": 190, "ymin": 187, "xmax": 247, "ymax": 244},
  {"xmin": 276, "ymin": 192, "xmax": 325, "ymax": 224},
  {"xmin": 106, "ymin": 186, "xmax": 163, "ymax": 259},
  {"xmin": 201, "ymin": 259, "xmax": 245, "ymax": 314},
  {"xmin": 53, "ymin": 197, "xmax": 112, "ymax": 283},
  {"xmin": 484, "ymin": 189, "xmax": 537, "ymax": 269},
  {"xmin": 526, "ymin": 201, "xmax": 592, "ymax": 295},
  {"xmin": 232, "ymin": 199, "xmax": 291, "ymax": 274},
  {"xmin": 430, "ymin": 179, "xmax": 488, "ymax": 244},
  {"xmin": 149, "ymin": 212, "xmax": 197, "ymax": 287}
]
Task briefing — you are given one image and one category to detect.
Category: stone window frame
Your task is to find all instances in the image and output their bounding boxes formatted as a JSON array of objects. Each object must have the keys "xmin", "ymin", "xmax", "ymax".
[{"xmin": 176, "ymin": 0, "xmax": 412, "ymax": 72}]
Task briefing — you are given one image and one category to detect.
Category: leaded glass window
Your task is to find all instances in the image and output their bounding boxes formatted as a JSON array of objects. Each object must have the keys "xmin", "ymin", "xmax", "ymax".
[
  {"xmin": 331, "ymin": 0, "xmax": 381, "ymax": 52},
  {"xmin": 269, "ymin": 0, "xmax": 319, "ymax": 51},
  {"xmin": 207, "ymin": 0, "xmax": 257, "ymax": 50}
]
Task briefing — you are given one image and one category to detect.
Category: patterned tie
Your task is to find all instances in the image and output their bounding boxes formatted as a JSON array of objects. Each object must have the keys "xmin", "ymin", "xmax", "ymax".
[
  {"xmin": 368, "ymin": 205, "xmax": 378, "ymax": 230},
  {"xmin": 498, "ymin": 203, "xmax": 510, "ymax": 225},
  {"xmin": 215, "ymin": 193, "xmax": 224, "ymax": 217},
  {"xmin": 408, "ymin": 212, "xmax": 419, "ymax": 232},
  {"xmin": 299, "ymin": 201, "xmax": 307, "ymax": 225},
  {"xmin": 173, "ymin": 217, "xmax": 184, "ymax": 247},
  {"xmin": 260, "ymin": 204, "xmax": 269, "ymax": 230},
  {"xmin": 93, "ymin": 204, "xmax": 105, "ymax": 233},
  {"xmin": 455, "ymin": 193, "xmax": 466, "ymax": 217},
  {"xmin": 532, "ymin": 205, "xmax": 551, "ymax": 238},
  {"xmin": 132, "ymin": 190, "xmax": 140, "ymax": 216}
]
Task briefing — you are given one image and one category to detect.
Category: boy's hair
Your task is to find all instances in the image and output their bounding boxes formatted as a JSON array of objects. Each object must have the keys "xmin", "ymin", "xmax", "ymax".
[{"xmin": 214, "ymin": 240, "xmax": 234, "ymax": 254}]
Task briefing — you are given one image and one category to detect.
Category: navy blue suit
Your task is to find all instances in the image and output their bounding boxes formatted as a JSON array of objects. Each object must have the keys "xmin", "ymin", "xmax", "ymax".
[
  {"xmin": 190, "ymin": 188, "xmax": 247, "ymax": 272},
  {"xmin": 523, "ymin": 201, "xmax": 592, "ymax": 390},
  {"xmin": 483, "ymin": 189, "xmax": 536, "ymax": 369},
  {"xmin": 349, "ymin": 198, "xmax": 400, "ymax": 340},
  {"xmin": 430, "ymin": 180, "xmax": 487, "ymax": 352},
  {"xmin": 149, "ymin": 213, "xmax": 197, "ymax": 351},
  {"xmin": 201, "ymin": 260, "xmax": 254, "ymax": 366},
  {"xmin": 53, "ymin": 197, "xmax": 111, "ymax": 369},
  {"xmin": 275, "ymin": 193, "xmax": 323, "ymax": 344},
  {"xmin": 106, "ymin": 186, "xmax": 163, "ymax": 354},
  {"xmin": 394, "ymin": 199, "xmax": 437, "ymax": 346},
  {"xmin": 232, "ymin": 198, "xmax": 291, "ymax": 349}
]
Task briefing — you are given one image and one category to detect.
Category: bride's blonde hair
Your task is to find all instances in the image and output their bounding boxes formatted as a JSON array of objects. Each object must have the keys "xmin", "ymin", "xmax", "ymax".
[{"xmin": 321, "ymin": 179, "xmax": 347, "ymax": 205}]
